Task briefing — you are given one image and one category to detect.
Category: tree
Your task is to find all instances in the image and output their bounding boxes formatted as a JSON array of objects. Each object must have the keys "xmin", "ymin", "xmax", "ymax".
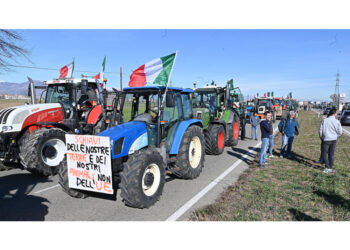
[
  {"xmin": 330, "ymin": 93, "xmax": 339, "ymax": 104},
  {"xmin": 0, "ymin": 29, "xmax": 29, "ymax": 72}
]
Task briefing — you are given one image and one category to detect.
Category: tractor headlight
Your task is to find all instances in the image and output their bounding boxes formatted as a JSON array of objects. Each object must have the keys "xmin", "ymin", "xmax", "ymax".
[
  {"xmin": 129, "ymin": 133, "xmax": 148, "ymax": 154},
  {"xmin": 2, "ymin": 126, "xmax": 13, "ymax": 132}
]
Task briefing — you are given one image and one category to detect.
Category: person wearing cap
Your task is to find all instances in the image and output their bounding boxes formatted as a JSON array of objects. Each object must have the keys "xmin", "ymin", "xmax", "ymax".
[
  {"xmin": 259, "ymin": 111, "xmax": 272, "ymax": 168},
  {"xmin": 319, "ymin": 108, "xmax": 342, "ymax": 174},
  {"xmin": 278, "ymin": 111, "xmax": 300, "ymax": 158}
]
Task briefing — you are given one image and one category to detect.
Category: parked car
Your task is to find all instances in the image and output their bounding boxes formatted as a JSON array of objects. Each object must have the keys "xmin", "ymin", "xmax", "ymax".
[
  {"xmin": 323, "ymin": 107, "xmax": 331, "ymax": 115},
  {"xmin": 340, "ymin": 110, "xmax": 350, "ymax": 125}
]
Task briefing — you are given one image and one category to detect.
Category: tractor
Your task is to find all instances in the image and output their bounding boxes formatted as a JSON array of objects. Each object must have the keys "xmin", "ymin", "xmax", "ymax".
[
  {"xmin": 58, "ymin": 86, "xmax": 205, "ymax": 208},
  {"xmin": 254, "ymin": 95, "xmax": 277, "ymax": 123},
  {"xmin": 192, "ymin": 81, "xmax": 242, "ymax": 155},
  {"xmin": 0, "ymin": 77, "xmax": 120, "ymax": 174}
]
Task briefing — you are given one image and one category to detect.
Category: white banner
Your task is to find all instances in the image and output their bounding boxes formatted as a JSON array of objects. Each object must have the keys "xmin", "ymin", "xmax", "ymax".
[{"xmin": 66, "ymin": 134, "xmax": 113, "ymax": 195}]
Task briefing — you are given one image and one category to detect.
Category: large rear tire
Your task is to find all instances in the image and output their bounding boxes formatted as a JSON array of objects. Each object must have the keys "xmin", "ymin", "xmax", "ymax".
[
  {"xmin": 120, "ymin": 148, "xmax": 166, "ymax": 208},
  {"xmin": 172, "ymin": 125, "xmax": 205, "ymax": 180},
  {"xmin": 58, "ymin": 156, "xmax": 88, "ymax": 199},
  {"xmin": 19, "ymin": 127, "xmax": 66, "ymax": 176},
  {"xmin": 204, "ymin": 124, "xmax": 225, "ymax": 155}
]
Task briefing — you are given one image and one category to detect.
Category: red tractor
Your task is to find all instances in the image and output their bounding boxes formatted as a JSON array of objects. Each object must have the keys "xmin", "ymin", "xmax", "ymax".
[{"xmin": 0, "ymin": 77, "xmax": 120, "ymax": 175}]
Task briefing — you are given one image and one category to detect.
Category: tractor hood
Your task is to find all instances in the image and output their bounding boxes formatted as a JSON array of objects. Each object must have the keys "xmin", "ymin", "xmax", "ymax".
[
  {"xmin": 0, "ymin": 103, "xmax": 62, "ymax": 134},
  {"xmin": 99, "ymin": 121, "xmax": 148, "ymax": 159}
]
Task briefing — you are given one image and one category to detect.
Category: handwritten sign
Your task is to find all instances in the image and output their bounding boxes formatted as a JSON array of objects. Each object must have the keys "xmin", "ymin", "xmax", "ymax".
[{"xmin": 66, "ymin": 134, "xmax": 113, "ymax": 195}]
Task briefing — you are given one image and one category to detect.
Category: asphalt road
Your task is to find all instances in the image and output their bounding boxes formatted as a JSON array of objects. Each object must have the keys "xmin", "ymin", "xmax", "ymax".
[{"xmin": 0, "ymin": 123, "xmax": 278, "ymax": 221}]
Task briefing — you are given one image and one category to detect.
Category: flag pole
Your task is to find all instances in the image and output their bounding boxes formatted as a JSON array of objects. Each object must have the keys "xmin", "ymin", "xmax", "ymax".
[{"xmin": 161, "ymin": 51, "xmax": 178, "ymax": 106}]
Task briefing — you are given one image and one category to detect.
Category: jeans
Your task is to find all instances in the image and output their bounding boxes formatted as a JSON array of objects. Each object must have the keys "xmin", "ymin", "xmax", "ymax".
[
  {"xmin": 260, "ymin": 138, "xmax": 269, "ymax": 165},
  {"xmin": 268, "ymin": 134, "xmax": 274, "ymax": 156},
  {"xmin": 280, "ymin": 134, "xmax": 294, "ymax": 157},
  {"xmin": 321, "ymin": 140, "xmax": 337, "ymax": 169},
  {"xmin": 251, "ymin": 126, "xmax": 258, "ymax": 140}
]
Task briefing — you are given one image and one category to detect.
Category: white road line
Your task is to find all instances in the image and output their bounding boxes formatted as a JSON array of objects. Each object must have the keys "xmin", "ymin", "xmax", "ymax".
[
  {"xmin": 166, "ymin": 127, "xmax": 279, "ymax": 221},
  {"xmin": 33, "ymin": 184, "xmax": 60, "ymax": 194},
  {"xmin": 343, "ymin": 127, "xmax": 350, "ymax": 136}
]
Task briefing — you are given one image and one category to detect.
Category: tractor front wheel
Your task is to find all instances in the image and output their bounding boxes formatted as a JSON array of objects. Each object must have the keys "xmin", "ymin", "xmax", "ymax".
[
  {"xmin": 172, "ymin": 125, "xmax": 205, "ymax": 179},
  {"xmin": 205, "ymin": 124, "xmax": 226, "ymax": 155},
  {"xmin": 120, "ymin": 148, "xmax": 166, "ymax": 208},
  {"xmin": 19, "ymin": 127, "xmax": 66, "ymax": 176},
  {"xmin": 58, "ymin": 156, "xmax": 88, "ymax": 199},
  {"xmin": 226, "ymin": 114, "xmax": 240, "ymax": 147}
]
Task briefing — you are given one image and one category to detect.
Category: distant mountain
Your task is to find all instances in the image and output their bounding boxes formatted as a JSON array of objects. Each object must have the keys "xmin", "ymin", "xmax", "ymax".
[{"xmin": 0, "ymin": 80, "xmax": 44, "ymax": 96}]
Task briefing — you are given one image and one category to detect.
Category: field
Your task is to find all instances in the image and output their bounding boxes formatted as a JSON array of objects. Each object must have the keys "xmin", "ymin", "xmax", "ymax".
[
  {"xmin": 0, "ymin": 99, "xmax": 28, "ymax": 110},
  {"xmin": 191, "ymin": 111, "xmax": 350, "ymax": 221}
]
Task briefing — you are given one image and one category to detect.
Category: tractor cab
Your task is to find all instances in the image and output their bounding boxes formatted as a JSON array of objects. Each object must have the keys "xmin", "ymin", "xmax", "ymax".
[
  {"xmin": 113, "ymin": 86, "xmax": 197, "ymax": 152},
  {"xmin": 192, "ymin": 84, "xmax": 225, "ymax": 122}
]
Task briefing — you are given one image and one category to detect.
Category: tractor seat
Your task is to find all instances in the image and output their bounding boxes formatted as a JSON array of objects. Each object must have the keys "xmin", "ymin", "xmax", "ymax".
[{"xmin": 134, "ymin": 113, "xmax": 153, "ymax": 123}]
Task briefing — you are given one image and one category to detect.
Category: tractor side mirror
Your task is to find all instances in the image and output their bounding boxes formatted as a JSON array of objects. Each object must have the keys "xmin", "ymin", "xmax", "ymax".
[
  {"xmin": 81, "ymin": 80, "xmax": 88, "ymax": 95},
  {"xmin": 166, "ymin": 91, "xmax": 175, "ymax": 107}
]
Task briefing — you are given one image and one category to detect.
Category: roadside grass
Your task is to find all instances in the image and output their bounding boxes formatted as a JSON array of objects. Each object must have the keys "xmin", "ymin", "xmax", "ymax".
[
  {"xmin": 0, "ymin": 99, "xmax": 28, "ymax": 110},
  {"xmin": 191, "ymin": 111, "xmax": 350, "ymax": 221}
]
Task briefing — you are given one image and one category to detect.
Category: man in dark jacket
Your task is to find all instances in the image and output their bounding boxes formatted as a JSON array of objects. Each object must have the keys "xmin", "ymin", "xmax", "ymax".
[
  {"xmin": 259, "ymin": 111, "xmax": 272, "ymax": 167},
  {"xmin": 278, "ymin": 111, "xmax": 300, "ymax": 158}
]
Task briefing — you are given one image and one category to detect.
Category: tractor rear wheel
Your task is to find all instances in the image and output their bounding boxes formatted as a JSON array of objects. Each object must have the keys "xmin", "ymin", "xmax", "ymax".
[
  {"xmin": 172, "ymin": 125, "xmax": 205, "ymax": 180},
  {"xmin": 205, "ymin": 124, "xmax": 225, "ymax": 155},
  {"xmin": 58, "ymin": 156, "xmax": 88, "ymax": 199},
  {"xmin": 19, "ymin": 127, "xmax": 66, "ymax": 176},
  {"xmin": 120, "ymin": 148, "xmax": 165, "ymax": 208}
]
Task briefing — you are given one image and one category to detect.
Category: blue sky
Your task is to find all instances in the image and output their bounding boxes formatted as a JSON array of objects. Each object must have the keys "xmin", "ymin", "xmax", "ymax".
[{"xmin": 1, "ymin": 29, "xmax": 350, "ymax": 101}]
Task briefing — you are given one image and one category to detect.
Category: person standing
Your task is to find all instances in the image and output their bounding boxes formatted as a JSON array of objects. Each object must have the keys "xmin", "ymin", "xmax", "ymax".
[
  {"xmin": 319, "ymin": 108, "xmax": 343, "ymax": 174},
  {"xmin": 267, "ymin": 117, "xmax": 274, "ymax": 158},
  {"xmin": 250, "ymin": 112, "xmax": 260, "ymax": 140},
  {"xmin": 278, "ymin": 111, "xmax": 300, "ymax": 159},
  {"xmin": 240, "ymin": 110, "xmax": 247, "ymax": 140},
  {"xmin": 259, "ymin": 112, "xmax": 272, "ymax": 168}
]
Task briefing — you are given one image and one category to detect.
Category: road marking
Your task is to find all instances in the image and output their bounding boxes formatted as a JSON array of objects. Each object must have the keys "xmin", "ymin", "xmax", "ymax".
[
  {"xmin": 33, "ymin": 184, "xmax": 60, "ymax": 194},
  {"xmin": 343, "ymin": 128, "xmax": 350, "ymax": 136},
  {"xmin": 166, "ymin": 127, "xmax": 279, "ymax": 221}
]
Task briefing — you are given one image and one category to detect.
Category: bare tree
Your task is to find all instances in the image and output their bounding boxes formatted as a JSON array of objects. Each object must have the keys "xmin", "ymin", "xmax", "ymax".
[
  {"xmin": 0, "ymin": 29, "xmax": 29, "ymax": 72},
  {"xmin": 330, "ymin": 93, "xmax": 339, "ymax": 104}
]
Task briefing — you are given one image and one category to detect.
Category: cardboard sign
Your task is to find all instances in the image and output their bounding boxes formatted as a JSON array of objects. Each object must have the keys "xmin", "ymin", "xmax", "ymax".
[{"xmin": 66, "ymin": 134, "xmax": 113, "ymax": 195}]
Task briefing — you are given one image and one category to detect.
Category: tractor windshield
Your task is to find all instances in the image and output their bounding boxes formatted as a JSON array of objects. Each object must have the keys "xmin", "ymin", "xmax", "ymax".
[
  {"xmin": 45, "ymin": 84, "xmax": 72, "ymax": 105},
  {"xmin": 121, "ymin": 92, "xmax": 160, "ymax": 123},
  {"xmin": 193, "ymin": 91, "xmax": 217, "ymax": 114},
  {"xmin": 258, "ymin": 100, "xmax": 271, "ymax": 107}
]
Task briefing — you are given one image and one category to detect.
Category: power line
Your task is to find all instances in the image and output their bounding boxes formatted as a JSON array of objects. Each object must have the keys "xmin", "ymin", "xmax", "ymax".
[{"xmin": 4, "ymin": 64, "xmax": 131, "ymax": 77}]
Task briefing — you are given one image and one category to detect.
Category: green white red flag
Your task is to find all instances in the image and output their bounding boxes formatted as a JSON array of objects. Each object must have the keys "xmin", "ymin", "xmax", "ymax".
[
  {"xmin": 128, "ymin": 53, "xmax": 176, "ymax": 87},
  {"xmin": 94, "ymin": 56, "xmax": 106, "ymax": 81},
  {"xmin": 59, "ymin": 59, "xmax": 75, "ymax": 79}
]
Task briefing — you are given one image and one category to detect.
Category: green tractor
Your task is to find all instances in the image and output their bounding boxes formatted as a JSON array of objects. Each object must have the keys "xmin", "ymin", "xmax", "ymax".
[{"xmin": 192, "ymin": 80, "xmax": 242, "ymax": 155}]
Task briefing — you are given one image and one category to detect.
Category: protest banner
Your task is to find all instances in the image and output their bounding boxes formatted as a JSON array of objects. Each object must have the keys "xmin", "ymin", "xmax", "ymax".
[{"xmin": 65, "ymin": 134, "xmax": 113, "ymax": 195}]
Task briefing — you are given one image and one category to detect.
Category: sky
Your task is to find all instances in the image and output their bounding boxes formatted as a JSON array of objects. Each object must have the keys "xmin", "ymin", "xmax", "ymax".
[{"xmin": 1, "ymin": 29, "xmax": 350, "ymax": 102}]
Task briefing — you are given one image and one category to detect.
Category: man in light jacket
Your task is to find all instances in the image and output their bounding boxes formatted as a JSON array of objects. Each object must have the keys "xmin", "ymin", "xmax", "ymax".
[
  {"xmin": 250, "ymin": 112, "xmax": 260, "ymax": 140},
  {"xmin": 319, "ymin": 108, "xmax": 343, "ymax": 174}
]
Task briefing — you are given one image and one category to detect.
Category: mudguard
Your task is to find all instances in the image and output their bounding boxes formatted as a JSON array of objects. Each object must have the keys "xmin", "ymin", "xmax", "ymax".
[
  {"xmin": 98, "ymin": 121, "xmax": 148, "ymax": 159},
  {"xmin": 169, "ymin": 119, "xmax": 202, "ymax": 155}
]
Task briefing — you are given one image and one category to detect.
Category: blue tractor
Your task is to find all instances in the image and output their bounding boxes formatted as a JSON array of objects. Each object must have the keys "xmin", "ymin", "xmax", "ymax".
[{"xmin": 58, "ymin": 86, "xmax": 205, "ymax": 208}]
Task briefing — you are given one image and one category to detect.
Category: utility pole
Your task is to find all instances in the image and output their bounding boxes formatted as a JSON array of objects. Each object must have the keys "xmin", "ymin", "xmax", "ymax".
[
  {"xmin": 335, "ymin": 72, "xmax": 340, "ymax": 110},
  {"xmin": 120, "ymin": 66, "xmax": 123, "ymax": 91}
]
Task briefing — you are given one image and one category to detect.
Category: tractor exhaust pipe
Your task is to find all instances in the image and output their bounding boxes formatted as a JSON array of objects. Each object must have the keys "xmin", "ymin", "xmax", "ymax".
[{"xmin": 27, "ymin": 76, "xmax": 36, "ymax": 104}]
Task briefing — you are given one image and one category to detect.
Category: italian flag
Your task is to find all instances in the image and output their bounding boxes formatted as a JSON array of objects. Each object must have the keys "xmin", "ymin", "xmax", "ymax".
[
  {"xmin": 59, "ymin": 59, "xmax": 75, "ymax": 79},
  {"xmin": 94, "ymin": 56, "xmax": 106, "ymax": 81},
  {"xmin": 128, "ymin": 52, "xmax": 176, "ymax": 87}
]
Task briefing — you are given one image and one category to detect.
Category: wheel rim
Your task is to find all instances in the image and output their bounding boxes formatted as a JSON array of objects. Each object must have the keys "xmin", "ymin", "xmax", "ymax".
[
  {"xmin": 142, "ymin": 163, "xmax": 161, "ymax": 196},
  {"xmin": 189, "ymin": 136, "xmax": 202, "ymax": 169},
  {"xmin": 41, "ymin": 138, "xmax": 66, "ymax": 167},
  {"xmin": 218, "ymin": 130, "xmax": 224, "ymax": 150},
  {"xmin": 234, "ymin": 121, "xmax": 239, "ymax": 140}
]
